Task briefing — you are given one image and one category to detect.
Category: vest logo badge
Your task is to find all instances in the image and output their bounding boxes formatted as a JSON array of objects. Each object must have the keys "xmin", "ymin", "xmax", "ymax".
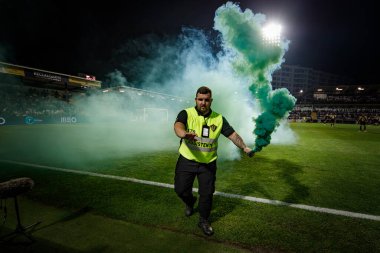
[{"xmin": 210, "ymin": 124, "xmax": 217, "ymax": 131}]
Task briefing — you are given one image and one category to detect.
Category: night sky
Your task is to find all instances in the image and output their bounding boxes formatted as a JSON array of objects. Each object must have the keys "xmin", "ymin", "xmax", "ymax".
[{"xmin": 0, "ymin": 0, "xmax": 379, "ymax": 84}]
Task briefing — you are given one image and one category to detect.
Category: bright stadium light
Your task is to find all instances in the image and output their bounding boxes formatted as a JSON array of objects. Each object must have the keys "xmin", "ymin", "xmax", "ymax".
[{"xmin": 262, "ymin": 23, "xmax": 282, "ymax": 46}]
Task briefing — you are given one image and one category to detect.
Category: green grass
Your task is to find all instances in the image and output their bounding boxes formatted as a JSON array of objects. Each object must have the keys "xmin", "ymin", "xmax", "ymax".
[
  {"xmin": 1, "ymin": 123, "xmax": 379, "ymax": 252},
  {"xmin": 1, "ymin": 198, "xmax": 249, "ymax": 253}
]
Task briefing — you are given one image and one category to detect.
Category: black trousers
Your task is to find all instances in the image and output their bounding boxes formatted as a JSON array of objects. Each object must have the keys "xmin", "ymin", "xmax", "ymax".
[{"xmin": 174, "ymin": 155, "xmax": 217, "ymax": 220}]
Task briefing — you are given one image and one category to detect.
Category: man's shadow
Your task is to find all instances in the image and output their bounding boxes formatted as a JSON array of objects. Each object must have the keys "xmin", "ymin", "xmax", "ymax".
[{"xmin": 210, "ymin": 156, "xmax": 310, "ymax": 223}]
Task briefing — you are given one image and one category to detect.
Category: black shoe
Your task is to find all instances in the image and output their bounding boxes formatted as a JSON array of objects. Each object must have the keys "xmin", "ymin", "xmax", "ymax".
[
  {"xmin": 185, "ymin": 197, "xmax": 197, "ymax": 217},
  {"xmin": 198, "ymin": 219, "xmax": 214, "ymax": 236}
]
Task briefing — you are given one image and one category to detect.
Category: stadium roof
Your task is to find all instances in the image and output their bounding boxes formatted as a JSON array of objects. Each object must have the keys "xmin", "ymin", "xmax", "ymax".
[{"xmin": 0, "ymin": 61, "xmax": 101, "ymax": 90}]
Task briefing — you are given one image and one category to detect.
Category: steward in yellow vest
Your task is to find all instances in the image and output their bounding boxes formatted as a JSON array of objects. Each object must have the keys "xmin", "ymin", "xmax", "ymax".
[
  {"xmin": 178, "ymin": 107, "xmax": 223, "ymax": 163},
  {"xmin": 173, "ymin": 86, "xmax": 253, "ymax": 236}
]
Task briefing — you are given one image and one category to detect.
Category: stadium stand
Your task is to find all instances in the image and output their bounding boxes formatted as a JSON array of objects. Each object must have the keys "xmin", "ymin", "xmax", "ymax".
[
  {"xmin": 0, "ymin": 61, "xmax": 99, "ymax": 125},
  {"xmin": 0, "ymin": 61, "xmax": 189, "ymax": 125},
  {"xmin": 288, "ymin": 84, "xmax": 380, "ymax": 124},
  {"xmin": 1, "ymin": 61, "xmax": 379, "ymax": 126}
]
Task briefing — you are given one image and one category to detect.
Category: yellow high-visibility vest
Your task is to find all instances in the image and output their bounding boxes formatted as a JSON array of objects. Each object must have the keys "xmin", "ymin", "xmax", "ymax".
[{"xmin": 179, "ymin": 107, "xmax": 223, "ymax": 163}]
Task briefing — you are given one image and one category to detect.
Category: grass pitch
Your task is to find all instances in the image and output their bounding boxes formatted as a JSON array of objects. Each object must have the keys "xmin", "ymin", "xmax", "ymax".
[{"xmin": 0, "ymin": 123, "xmax": 379, "ymax": 252}]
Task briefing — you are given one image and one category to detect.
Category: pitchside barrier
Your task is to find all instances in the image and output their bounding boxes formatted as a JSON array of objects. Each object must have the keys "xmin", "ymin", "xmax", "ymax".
[
  {"xmin": 0, "ymin": 116, "xmax": 82, "ymax": 126},
  {"xmin": 0, "ymin": 109, "xmax": 170, "ymax": 126}
]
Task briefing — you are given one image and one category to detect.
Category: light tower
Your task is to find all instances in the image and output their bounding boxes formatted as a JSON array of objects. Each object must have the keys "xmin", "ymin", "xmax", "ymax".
[{"xmin": 262, "ymin": 23, "xmax": 282, "ymax": 46}]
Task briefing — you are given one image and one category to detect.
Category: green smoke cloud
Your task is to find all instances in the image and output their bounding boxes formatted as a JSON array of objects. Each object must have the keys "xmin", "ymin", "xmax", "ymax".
[{"xmin": 214, "ymin": 2, "xmax": 296, "ymax": 152}]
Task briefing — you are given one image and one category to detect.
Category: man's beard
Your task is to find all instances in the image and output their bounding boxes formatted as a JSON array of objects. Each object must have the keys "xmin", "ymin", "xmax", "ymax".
[{"xmin": 198, "ymin": 106, "xmax": 209, "ymax": 115}]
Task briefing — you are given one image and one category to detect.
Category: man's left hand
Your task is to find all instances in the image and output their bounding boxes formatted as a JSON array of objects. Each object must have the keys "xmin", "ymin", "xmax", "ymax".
[{"xmin": 243, "ymin": 147, "xmax": 255, "ymax": 157}]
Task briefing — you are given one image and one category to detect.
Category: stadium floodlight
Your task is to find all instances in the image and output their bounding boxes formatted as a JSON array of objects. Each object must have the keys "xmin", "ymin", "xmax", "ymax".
[
  {"xmin": 358, "ymin": 87, "xmax": 365, "ymax": 91},
  {"xmin": 262, "ymin": 23, "xmax": 282, "ymax": 46}
]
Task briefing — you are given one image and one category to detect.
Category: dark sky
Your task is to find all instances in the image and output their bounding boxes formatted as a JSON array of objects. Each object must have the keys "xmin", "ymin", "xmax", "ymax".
[{"xmin": 0, "ymin": 0, "xmax": 379, "ymax": 84}]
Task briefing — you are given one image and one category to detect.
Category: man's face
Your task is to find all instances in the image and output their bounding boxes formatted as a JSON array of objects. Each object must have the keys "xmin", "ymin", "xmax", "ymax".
[{"xmin": 195, "ymin": 93, "xmax": 212, "ymax": 115}]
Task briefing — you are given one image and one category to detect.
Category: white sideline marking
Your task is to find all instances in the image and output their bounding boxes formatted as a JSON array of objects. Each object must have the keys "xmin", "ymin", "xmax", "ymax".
[{"xmin": 1, "ymin": 159, "xmax": 379, "ymax": 222}]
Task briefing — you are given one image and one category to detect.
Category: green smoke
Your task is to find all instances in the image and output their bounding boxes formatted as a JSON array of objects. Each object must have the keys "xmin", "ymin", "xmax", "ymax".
[{"xmin": 214, "ymin": 2, "xmax": 296, "ymax": 152}]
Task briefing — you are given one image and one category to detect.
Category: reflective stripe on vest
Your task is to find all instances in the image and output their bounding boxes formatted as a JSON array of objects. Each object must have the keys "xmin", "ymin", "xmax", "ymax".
[
  {"xmin": 183, "ymin": 139, "xmax": 218, "ymax": 152},
  {"xmin": 179, "ymin": 107, "xmax": 223, "ymax": 163}
]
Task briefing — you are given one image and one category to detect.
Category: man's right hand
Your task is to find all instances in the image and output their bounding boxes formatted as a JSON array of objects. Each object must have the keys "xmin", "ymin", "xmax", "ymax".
[{"xmin": 184, "ymin": 132, "xmax": 197, "ymax": 140}]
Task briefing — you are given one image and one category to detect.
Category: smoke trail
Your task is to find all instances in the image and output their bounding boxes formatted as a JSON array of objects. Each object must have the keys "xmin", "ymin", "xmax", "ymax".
[
  {"xmin": 105, "ymin": 69, "xmax": 129, "ymax": 87},
  {"xmin": 214, "ymin": 2, "xmax": 296, "ymax": 152}
]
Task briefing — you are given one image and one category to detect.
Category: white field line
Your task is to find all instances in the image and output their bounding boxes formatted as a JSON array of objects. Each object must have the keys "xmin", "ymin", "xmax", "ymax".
[{"xmin": 1, "ymin": 159, "xmax": 379, "ymax": 222}]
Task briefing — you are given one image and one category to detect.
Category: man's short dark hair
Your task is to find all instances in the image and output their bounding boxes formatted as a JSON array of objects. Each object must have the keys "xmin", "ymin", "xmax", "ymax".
[{"xmin": 196, "ymin": 86, "xmax": 212, "ymax": 97}]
